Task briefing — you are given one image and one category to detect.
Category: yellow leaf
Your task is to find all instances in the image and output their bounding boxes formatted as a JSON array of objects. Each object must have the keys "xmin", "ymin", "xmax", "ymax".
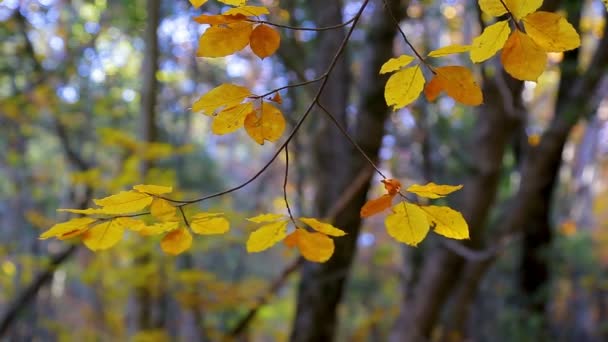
[
  {"xmin": 133, "ymin": 184, "xmax": 173, "ymax": 195},
  {"xmin": 247, "ymin": 213, "xmax": 287, "ymax": 223},
  {"xmin": 379, "ymin": 55, "xmax": 415, "ymax": 74},
  {"xmin": 161, "ymin": 228, "xmax": 192, "ymax": 255},
  {"xmin": 522, "ymin": 12, "xmax": 581, "ymax": 52},
  {"xmin": 384, "ymin": 65, "xmax": 425, "ymax": 110},
  {"xmin": 293, "ymin": 228, "xmax": 335, "ymax": 263},
  {"xmin": 246, "ymin": 220, "xmax": 288, "ymax": 252},
  {"xmin": 150, "ymin": 198, "xmax": 177, "ymax": 222},
  {"xmin": 406, "ymin": 182, "xmax": 463, "ymax": 199},
  {"xmin": 93, "ymin": 191, "xmax": 153, "ymax": 215},
  {"xmin": 82, "ymin": 220, "xmax": 125, "ymax": 251},
  {"xmin": 360, "ymin": 194, "xmax": 394, "ymax": 218},
  {"xmin": 508, "ymin": 0, "xmax": 543, "ymax": 20},
  {"xmin": 193, "ymin": 83, "xmax": 251, "ymax": 116},
  {"xmin": 385, "ymin": 202, "xmax": 429, "ymax": 246},
  {"xmin": 477, "ymin": 0, "xmax": 508, "ymax": 17},
  {"xmin": 244, "ymin": 103, "xmax": 286, "ymax": 144},
  {"xmin": 39, "ymin": 217, "xmax": 96, "ymax": 240},
  {"xmin": 57, "ymin": 208, "xmax": 105, "ymax": 215},
  {"xmin": 189, "ymin": 0, "xmax": 208, "ymax": 8},
  {"xmin": 218, "ymin": 0, "xmax": 246, "ymax": 6},
  {"xmin": 194, "ymin": 14, "xmax": 246, "ymax": 26},
  {"xmin": 470, "ymin": 20, "xmax": 511, "ymax": 63},
  {"xmin": 191, "ymin": 213, "xmax": 230, "ymax": 235},
  {"xmin": 114, "ymin": 217, "xmax": 147, "ymax": 231},
  {"xmin": 477, "ymin": 0, "xmax": 541, "ymax": 20},
  {"xmin": 138, "ymin": 222, "xmax": 179, "ymax": 236},
  {"xmin": 299, "ymin": 217, "xmax": 346, "ymax": 237},
  {"xmin": 421, "ymin": 205, "xmax": 469, "ymax": 239},
  {"xmin": 501, "ymin": 30, "xmax": 547, "ymax": 81},
  {"xmin": 427, "ymin": 44, "xmax": 472, "ymax": 58},
  {"xmin": 250, "ymin": 24, "xmax": 281, "ymax": 59},
  {"xmin": 197, "ymin": 21, "xmax": 253, "ymax": 58},
  {"xmin": 224, "ymin": 6, "xmax": 269, "ymax": 16},
  {"xmin": 423, "ymin": 66, "xmax": 483, "ymax": 106},
  {"xmin": 211, "ymin": 103, "xmax": 253, "ymax": 135}
]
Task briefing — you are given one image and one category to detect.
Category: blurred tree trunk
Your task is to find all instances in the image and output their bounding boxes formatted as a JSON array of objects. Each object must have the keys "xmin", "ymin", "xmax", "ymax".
[
  {"xmin": 135, "ymin": 0, "xmax": 162, "ymax": 331},
  {"xmin": 290, "ymin": 0, "xmax": 404, "ymax": 340}
]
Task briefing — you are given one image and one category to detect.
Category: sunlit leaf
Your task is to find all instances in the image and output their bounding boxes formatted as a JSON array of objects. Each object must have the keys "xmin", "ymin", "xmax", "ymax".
[
  {"xmin": 197, "ymin": 21, "xmax": 254, "ymax": 58},
  {"xmin": 190, "ymin": 213, "xmax": 230, "ymax": 235},
  {"xmin": 218, "ymin": 0, "xmax": 247, "ymax": 6},
  {"xmin": 379, "ymin": 55, "xmax": 415, "ymax": 74},
  {"xmin": 192, "ymin": 83, "xmax": 251, "ymax": 115},
  {"xmin": 406, "ymin": 182, "xmax": 463, "ymax": 199},
  {"xmin": 133, "ymin": 184, "xmax": 173, "ymax": 195},
  {"xmin": 384, "ymin": 65, "xmax": 425, "ymax": 110},
  {"xmin": 194, "ymin": 14, "xmax": 246, "ymax": 25},
  {"xmin": 138, "ymin": 222, "xmax": 179, "ymax": 236},
  {"xmin": 246, "ymin": 220, "xmax": 288, "ymax": 252},
  {"xmin": 244, "ymin": 102, "xmax": 286, "ymax": 144},
  {"xmin": 501, "ymin": 30, "xmax": 547, "ymax": 81},
  {"xmin": 360, "ymin": 194, "xmax": 394, "ymax": 218},
  {"xmin": 161, "ymin": 227, "xmax": 192, "ymax": 255},
  {"xmin": 385, "ymin": 202, "xmax": 429, "ymax": 246},
  {"xmin": 250, "ymin": 24, "xmax": 281, "ymax": 59},
  {"xmin": 424, "ymin": 66, "xmax": 483, "ymax": 106},
  {"xmin": 299, "ymin": 217, "xmax": 346, "ymax": 237},
  {"xmin": 247, "ymin": 213, "xmax": 288, "ymax": 223},
  {"xmin": 93, "ymin": 191, "xmax": 153, "ymax": 215},
  {"xmin": 523, "ymin": 12, "xmax": 581, "ymax": 52},
  {"xmin": 382, "ymin": 178, "xmax": 402, "ymax": 195},
  {"xmin": 82, "ymin": 220, "xmax": 125, "ymax": 251},
  {"xmin": 427, "ymin": 44, "xmax": 471, "ymax": 57},
  {"xmin": 470, "ymin": 20, "xmax": 510, "ymax": 63},
  {"xmin": 211, "ymin": 103, "xmax": 254, "ymax": 135},
  {"xmin": 224, "ymin": 6, "xmax": 269, "ymax": 16},
  {"xmin": 39, "ymin": 217, "xmax": 97, "ymax": 240},
  {"xmin": 189, "ymin": 0, "xmax": 208, "ymax": 8},
  {"xmin": 150, "ymin": 198, "xmax": 177, "ymax": 222},
  {"xmin": 421, "ymin": 205, "xmax": 469, "ymax": 239},
  {"xmin": 292, "ymin": 228, "xmax": 335, "ymax": 263}
]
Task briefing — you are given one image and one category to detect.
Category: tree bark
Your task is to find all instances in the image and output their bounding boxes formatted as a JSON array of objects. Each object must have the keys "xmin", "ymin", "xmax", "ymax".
[{"xmin": 290, "ymin": 1, "xmax": 404, "ymax": 340}]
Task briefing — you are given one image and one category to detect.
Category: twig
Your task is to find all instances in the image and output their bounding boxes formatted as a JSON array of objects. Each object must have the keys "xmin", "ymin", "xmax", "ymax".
[{"xmin": 248, "ymin": 15, "xmax": 357, "ymax": 32}]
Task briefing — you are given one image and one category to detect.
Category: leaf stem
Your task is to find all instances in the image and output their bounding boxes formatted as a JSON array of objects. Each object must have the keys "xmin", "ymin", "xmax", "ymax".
[
  {"xmin": 247, "ymin": 15, "xmax": 357, "ymax": 32},
  {"xmin": 282, "ymin": 143, "xmax": 298, "ymax": 227}
]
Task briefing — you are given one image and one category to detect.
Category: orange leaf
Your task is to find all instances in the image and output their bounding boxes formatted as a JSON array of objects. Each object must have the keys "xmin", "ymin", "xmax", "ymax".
[
  {"xmin": 423, "ymin": 66, "xmax": 483, "ymax": 106},
  {"xmin": 250, "ymin": 24, "xmax": 281, "ymax": 59},
  {"xmin": 271, "ymin": 92, "xmax": 282, "ymax": 104},
  {"xmin": 360, "ymin": 194, "xmax": 394, "ymax": 218},
  {"xmin": 381, "ymin": 178, "xmax": 402, "ymax": 195},
  {"xmin": 193, "ymin": 14, "xmax": 245, "ymax": 25},
  {"xmin": 501, "ymin": 30, "xmax": 547, "ymax": 81}
]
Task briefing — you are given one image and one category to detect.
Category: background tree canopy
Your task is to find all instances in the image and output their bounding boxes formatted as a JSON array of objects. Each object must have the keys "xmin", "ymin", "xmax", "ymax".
[{"xmin": 1, "ymin": 0, "xmax": 608, "ymax": 340}]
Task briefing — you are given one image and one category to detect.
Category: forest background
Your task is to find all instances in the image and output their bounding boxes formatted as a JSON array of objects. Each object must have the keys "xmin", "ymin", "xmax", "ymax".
[{"xmin": 1, "ymin": 0, "xmax": 608, "ymax": 341}]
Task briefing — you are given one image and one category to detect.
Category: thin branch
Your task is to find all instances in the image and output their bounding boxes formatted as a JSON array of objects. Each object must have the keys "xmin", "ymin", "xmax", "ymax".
[
  {"xmin": 283, "ymin": 143, "xmax": 297, "ymax": 226},
  {"xmin": 498, "ymin": 0, "xmax": 523, "ymax": 31},
  {"xmin": 248, "ymin": 15, "xmax": 357, "ymax": 32},
  {"xmin": 315, "ymin": 101, "xmax": 386, "ymax": 179}
]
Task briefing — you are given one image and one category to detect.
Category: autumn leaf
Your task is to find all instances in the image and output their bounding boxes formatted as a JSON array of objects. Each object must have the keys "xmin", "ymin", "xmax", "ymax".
[
  {"xmin": 161, "ymin": 227, "xmax": 193, "ymax": 255},
  {"xmin": 286, "ymin": 228, "xmax": 335, "ymax": 263},
  {"xmin": 360, "ymin": 194, "xmax": 394, "ymax": 218},
  {"xmin": 92, "ymin": 191, "xmax": 153, "ymax": 215},
  {"xmin": 194, "ymin": 14, "xmax": 246, "ymax": 26},
  {"xmin": 211, "ymin": 103, "xmax": 254, "ymax": 135},
  {"xmin": 244, "ymin": 102, "xmax": 286, "ymax": 144},
  {"xmin": 197, "ymin": 21, "xmax": 253, "ymax": 58},
  {"xmin": 384, "ymin": 65, "xmax": 425, "ymax": 110},
  {"xmin": 421, "ymin": 205, "xmax": 469, "ymax": 239},
  {"xmin": 406, "ymin": 182, "xmax": 463, "ymax": 199},
  {"xmin": 382, "ymin": 178, "xmax": 401, "ymax": 195},
  {"xmin": 138, "ymin": 222, "xmax": 179, "ymax": 236},
  {"xmin": 246, "ymin": 219, "xmax": 289, "ymax": 252},
  {"xmin": 133, "ymin": 184, "xmax": 173, "ymax": 195},
  {"xmin": 247, "ymin": 213, "xmax": 288, "ymax": 223},
  {"xmin": 299, "ymin": 217, "xmax": 346, "ymax": 236},
  {"xmin": 501, "ymin": 30, "xmax": 547, "ymax": 81},
  {"xmin": 82, "ymin": 220, "xmax": 125, "ymax": 251},
  {"xmin": 522, "ymin": 12, "xmax": 581, "ymax": 52},
  {"xmin": 470, "ymin": 20, "xmax": 511, "ymax": 63},
  {"xmin": 477, "ymin": 0, "xmax": 542, "ymax": 20},
  {"xmin": 192, "ymin": 83, "xmax": 251, "ymax": 115},
  {"xmin": 189, "ymin": 0, "xmax": 208, "ymax": 8},
  {"xmin": 270, "ymin": 92, "xmax": 282, "ymax": 104},
  {"xmin": 250, "ymin": 24, "xmax": 281, "ymax": 59},
  {"xmin": 217, "ymin": 0, "xmax": 247, "ymax": 7},
  {"xmin": 379, "ymin": 55, "xmax": 415, "ymax": 74},
  {"xmin": 114, "ymin": 217, "xmax": 146, "ymax": 231},
  {"xmin": 424, "ymin": 66, "xmax": 483, "ymax": 106},
  {"xmin": 190, "ymin": 212, "xmax": 230, "ymax": 235},
  {"xmin": 385, "ymin": 202, "xmax": 429, "ymax": 246},
  {"xmin": 39, "ymin": 217, "xmax": 97, "ymax": 240},
  {"xmin": 224, "ymin": 6, "xmax": 270, "ymax": 17},
  {"xmin": 150, "ymin": 198, "xmax": 177, "ymax": 222},
  {"xmin": 427, "ymin": 44, "xmax": 471, "ymax": 58}
]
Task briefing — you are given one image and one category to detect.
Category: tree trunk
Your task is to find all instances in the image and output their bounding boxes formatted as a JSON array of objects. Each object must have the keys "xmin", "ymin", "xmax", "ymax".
[{"xmin": 290, "ymin": 0, "xmax": 404, "ymax": 340}]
